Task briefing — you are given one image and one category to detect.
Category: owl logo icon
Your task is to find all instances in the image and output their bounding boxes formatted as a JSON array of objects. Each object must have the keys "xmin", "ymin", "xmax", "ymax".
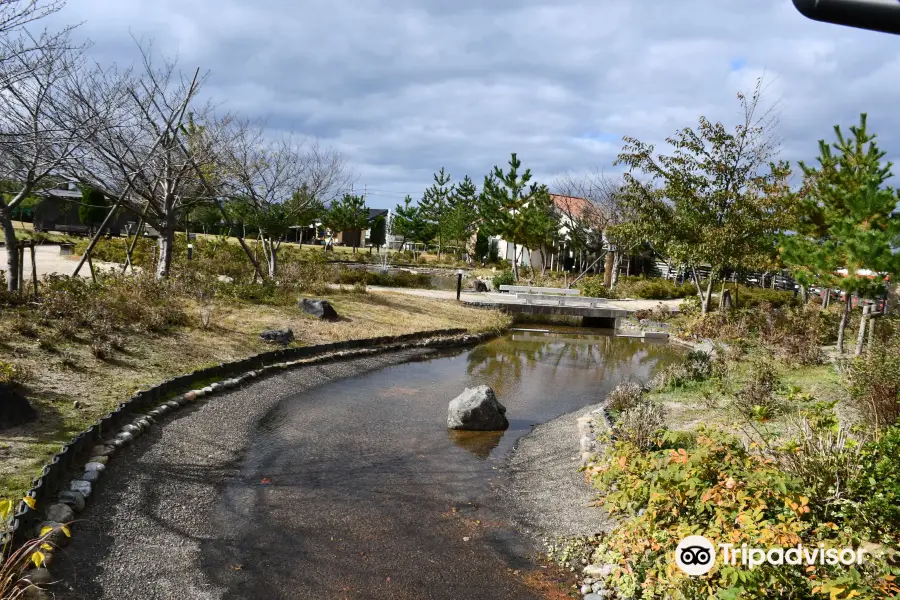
[{"xmin": 675, "ymin": 535, "xmax": 716, "ymax": 576}]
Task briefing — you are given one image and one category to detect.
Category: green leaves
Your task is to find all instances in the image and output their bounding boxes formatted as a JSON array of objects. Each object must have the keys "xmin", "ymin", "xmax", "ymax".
[{"xmin": 781, "ymin": 113, "xmax": 900, "ymax": 300}]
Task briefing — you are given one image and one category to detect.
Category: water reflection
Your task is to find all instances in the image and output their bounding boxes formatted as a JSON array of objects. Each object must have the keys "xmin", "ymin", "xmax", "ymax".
[{"xmin": 446, "ymin": 429, "xmax": 505, "ymax": 459}]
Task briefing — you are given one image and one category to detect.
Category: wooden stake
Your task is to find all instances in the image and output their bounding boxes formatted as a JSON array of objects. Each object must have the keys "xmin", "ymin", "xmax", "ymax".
[
  {"xmin": 855, "ymin": 304, "xmax": 871, "ymax": 357},
  {"xmin": 30, "ymin": 242, "xmax": 37, "ymax": 296}
]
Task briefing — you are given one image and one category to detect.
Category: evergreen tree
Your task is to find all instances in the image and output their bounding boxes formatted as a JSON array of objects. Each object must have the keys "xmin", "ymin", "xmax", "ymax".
[
  {"xmin": 474, "ymin": 230, "xmax": 490, "ymax": 263},
  {"xmin": 392, "ymin": 195, "xmax": 436, "ymax": 258},
  {"xmin": 370, "ymin": 214, "xmax": 386, "ymax": 253},
  {"xmin": 444, "ymin": 175, "xmax": 479, "ymax": 258},
  {"xmin": 521, "ymin": 185, "xmax": 560, "ymax": 275},
  {"xmin": 480, "ymin": 153, "xmax": 544, "ymax": 281},
  {"xmin": 781, "ymin": 113, "xmax": 900, "ymax": 353},
  {"xmin": 79, "ymin": 186, "xmax": 109, "ymax": 234},
  {"xmin": 419, "ymin": 168, "xmax": 453, "ymax": 257},
  {"xmin": 324, "ymin": 193, "xmax": 367, "ymax": 252}
]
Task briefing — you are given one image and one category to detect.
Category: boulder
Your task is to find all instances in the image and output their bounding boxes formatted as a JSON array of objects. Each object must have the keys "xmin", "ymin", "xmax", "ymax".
[
  {"xmin": 473, "ymin": 279, "xmax": 489, "ymax": 293},
  {"xmin": 260, "ymin": 329, "xmax": 294, "ymax": 345},
  {"xmin": 0, "ymin": 382, "xmax": 37, "ymax": 430},
  {"xmin": 45, "ymin": 503, "xmax": 74, "ymax": 524},
  {"xmin": 447, "ymin": 385, "xmax": 509, "ymax": 431},
  {"xmin": 299, "ymin": 298, "xmax": 339, "ymax": 321}
]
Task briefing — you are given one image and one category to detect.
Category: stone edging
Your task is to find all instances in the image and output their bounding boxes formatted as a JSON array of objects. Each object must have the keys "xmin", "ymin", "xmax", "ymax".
[
  {"xmin": 1, "ymin": 327, "xmax": 497, "ymax": 566},
  {"xmin": 574, "ymin": 402, "xmax": 618, "ymax": 600}
]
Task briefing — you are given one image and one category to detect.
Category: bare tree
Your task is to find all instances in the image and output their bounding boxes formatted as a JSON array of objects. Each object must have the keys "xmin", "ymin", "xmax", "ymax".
[
  {"xmin": 67, "ymin": 42, "xmax": 218, "ymax": 279},
  {"xmin": 0, "ymin": 0, "xmax": 72, "ymax": 87},
  {"xmin": 0, "ymin": 29, "xmax": 92, "ymax": 291},
  {"xmin": 220, "ymin": 119, "xmax": 350, "ymax": 278}
]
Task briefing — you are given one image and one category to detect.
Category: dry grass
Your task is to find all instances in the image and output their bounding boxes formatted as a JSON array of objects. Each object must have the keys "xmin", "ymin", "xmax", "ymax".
[{"xmin": 0, "ymin": 291, "xmax": 510, "ymax": 500}]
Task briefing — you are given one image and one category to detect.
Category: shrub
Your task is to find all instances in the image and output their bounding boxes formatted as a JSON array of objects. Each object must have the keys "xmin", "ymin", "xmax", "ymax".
[
  {"xmin": 773, "ymin": 402, "xmax": 863, "ymax": 507},
  {"xmin": 732, "ymin": 360, "xmax": 783, "ymax": 422},
  {"xmin": 0, "ymin": 361, "xmax": 30, "ymax": 386},
  {"xmin": 650, "ymin": 350, "xmax": 714, "ymax": 390},
  {"xmin": 606, "ymin": 380, "xmax": 644, "ymax": 414},
  {"xmin": 615, "ymin": 276, "xmax": 694, "ymax": 300},
  {"xmin": 577, "ymin": 276, "xmax": 614, "ymax": 299},
  {"xmin": 847, "ymin": 345, "xmax": 900, "ymax": 432},
  {"xmin": 584, "ymin": 427, "xmax": 887, "ymax": 600},
  {"xmin": 847, "ymin": 425, "xmax": 900, "ymax": 541},
  {"xmin": 491, "ymin": 270, "xmax": 515, "ymax": 291},
  {"xmin": 90, "ymin": 338, "xmax": 113, "ymax": 360},
  {"xmin": 614, "ymin": 400, "xmax": 667, "ymax": 450}
]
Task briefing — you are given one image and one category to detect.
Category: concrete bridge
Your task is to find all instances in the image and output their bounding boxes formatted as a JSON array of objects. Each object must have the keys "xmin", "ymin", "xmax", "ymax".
[{"xmin": 464, "ymin": 291, "xmax": 629, "ymax": 328}]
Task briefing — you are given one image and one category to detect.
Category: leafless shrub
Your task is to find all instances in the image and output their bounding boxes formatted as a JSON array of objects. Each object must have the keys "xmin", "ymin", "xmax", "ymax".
[
  {"xmin": 615, "ymin": 400, "xmax": 667, "ymax": 450},
  {"xmin": 606, "ymin": 380, "xmax": 644, "ymax": 413}
]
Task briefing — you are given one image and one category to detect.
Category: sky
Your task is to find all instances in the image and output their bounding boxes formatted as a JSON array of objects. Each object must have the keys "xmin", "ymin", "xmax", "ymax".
[{"xmin": 44, "ymin": 0, "xmax": 900, "ymax": 209}]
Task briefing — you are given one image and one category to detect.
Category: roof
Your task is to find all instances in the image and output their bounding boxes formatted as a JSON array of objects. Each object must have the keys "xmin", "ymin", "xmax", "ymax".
[
  {"xmin": 550, "ymin": 194, "xmax": 594, "ymax": 220},
  {"xmin": 39, "ymin": 188, "xmax": 82, "ymax": 199},
  {"xmin": 368, "ymin": 208, "xmax": 388, "ymax": 221}
]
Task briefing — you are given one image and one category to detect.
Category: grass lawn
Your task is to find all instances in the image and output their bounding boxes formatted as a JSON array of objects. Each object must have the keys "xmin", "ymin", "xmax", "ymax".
[
  {"xmin": 647, "ymin": 350, "xmax": 848, "ymax": 439},
  {"xmin": 0, "ymin": 290, "xmax": 510, "ymax": 501}
]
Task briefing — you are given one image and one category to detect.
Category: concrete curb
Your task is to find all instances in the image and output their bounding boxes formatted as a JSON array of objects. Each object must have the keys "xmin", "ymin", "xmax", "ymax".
[{"xmin": 1, "ymin": 327, "xmax": 500, "ymax": 585}]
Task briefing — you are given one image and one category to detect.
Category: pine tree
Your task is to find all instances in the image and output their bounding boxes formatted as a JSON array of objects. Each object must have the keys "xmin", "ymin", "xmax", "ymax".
[
  {"xmin": 781, "ymin": 113, "xmax": 900, "ymax": 352},
  {"xmin": 444, "ymin": 175, "xmax": 479, "ymax": 258},
  {"xmin": 419, "ymin": 168, "xmax": 453, "ymax": 258},
  {"xmin": 480, "ymin": 153, "xmax": 543, "ymax": 281},
  {"xmin": 392, "ymin": 195, "xmax": 437, "ymax": 259},
  {"xmin": 521, "ymin": 185, "xmax": 559, "ymax": 275}
]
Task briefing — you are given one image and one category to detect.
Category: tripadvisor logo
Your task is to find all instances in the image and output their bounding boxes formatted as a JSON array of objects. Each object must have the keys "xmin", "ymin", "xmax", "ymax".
[{"xmin": 675, "ymin": 536, "xmax": 869, "ymax": 576}]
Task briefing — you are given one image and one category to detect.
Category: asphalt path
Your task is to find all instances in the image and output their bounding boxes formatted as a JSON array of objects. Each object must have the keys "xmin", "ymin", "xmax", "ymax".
[{"xmin": 56, "ymin": 348, "xmax": 570, "ymax": 600}]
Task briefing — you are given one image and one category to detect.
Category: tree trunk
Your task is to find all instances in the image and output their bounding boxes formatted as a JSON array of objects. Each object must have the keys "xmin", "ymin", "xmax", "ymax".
[
  {"xmin": 1, "ymin": 208, "xmax": 19, "ymax": 292},
  {"xmin": 719, "ymin": 279, "xmax": 727, "ymax": 310},
  {"xmin": 512, "ymin": 243, "xmax": 519, "ymax": 281},
  {"xmin": 823, "ymin": 288, "xmax": 831, "ymax": 309},
  {"xmin": 603, "ymin": 252, "xmax": 614, "ymax": 287},
  {"xmin": 156, "ymin": 227, "xmax": 175, "ymax": 280},
  {"xmin": 800, "ymin": 285, "xmax": 808, "ymax": 305},
  {"xmin": 836, "ymin": 294, "xmax": 851, "ymax": 354},
  {"xmin": 611, "ymin": 251, "xmax": 622, "ymax": 287},
  {"xmin": 266, "ymin": 239, "xmax": 278, "ymax": 278}
]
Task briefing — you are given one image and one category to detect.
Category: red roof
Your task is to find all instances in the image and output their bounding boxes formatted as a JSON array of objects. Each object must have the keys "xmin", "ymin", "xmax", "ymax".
[{"xmin": 551, "ymin": 194, "xmax": 596, "ymax": 221}]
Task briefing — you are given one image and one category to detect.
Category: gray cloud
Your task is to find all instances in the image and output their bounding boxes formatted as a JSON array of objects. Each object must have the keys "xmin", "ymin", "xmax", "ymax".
[{"xmin": 45, "ymin": 0, "xmax": 900, "ymax": 207}]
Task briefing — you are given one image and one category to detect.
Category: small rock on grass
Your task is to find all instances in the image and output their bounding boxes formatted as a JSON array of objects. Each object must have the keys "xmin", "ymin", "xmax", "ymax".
[
  {"xmin": 45, "ymin": 503, "xmax": 74, "ymax": 524},
  {"xmin": 584, "ymin": 593, "xmax": 609, "ymax": 600}
]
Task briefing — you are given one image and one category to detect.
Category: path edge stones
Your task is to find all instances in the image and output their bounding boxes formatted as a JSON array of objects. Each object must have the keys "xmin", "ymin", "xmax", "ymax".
[{"xmin": 1, "ymin": 327, "xmax": 500, "ymax": 587}]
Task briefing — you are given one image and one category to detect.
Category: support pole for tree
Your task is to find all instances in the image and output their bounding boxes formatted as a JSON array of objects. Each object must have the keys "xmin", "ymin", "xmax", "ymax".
[
  {"xmin": 17, "ymin": 245, "xmax": 24, "ymax": 292},
  {"xmin": 122, "ymin": 218, "xmax": 145, "ymax": 274},
  {"xmin": 855, "ymin": 304, "xmax": 871, "ymax": 357},
  {"xmin": 30, "ymin": 243, "xmax": 37, "ymax": 296},
  {"xmin": 867, "ymin": 309, "xmax": 877, "ymax": 353},
  {"xmin": 71, "ymin": 199, "xmax": 121, "ymax": 277}
]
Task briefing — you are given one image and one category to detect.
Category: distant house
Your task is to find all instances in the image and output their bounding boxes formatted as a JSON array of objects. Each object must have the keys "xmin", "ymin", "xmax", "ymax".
[
  {"xmin": 491, "ymin": 194, "xmax": 606, "ymax": 272},
  {"xmin": 32, "ymin": 182, "xmax": 129, "ymax": 236},
  {"xmin": 336, "ymin": 208, "xmax": 390, "ymax": 248}
]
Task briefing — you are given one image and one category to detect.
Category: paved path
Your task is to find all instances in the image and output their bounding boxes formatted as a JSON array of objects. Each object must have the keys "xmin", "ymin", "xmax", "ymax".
[
  {"xmin": 57, "ymin": 349, "xmax": 567, "ymax": 600},
  {"xmin": 0, "ymin": 245, "xmax": 121, "ymax": 280}
]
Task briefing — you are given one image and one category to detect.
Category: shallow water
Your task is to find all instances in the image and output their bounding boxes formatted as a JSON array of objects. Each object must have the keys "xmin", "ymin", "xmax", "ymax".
[{"xmin": 207, "ymin": 328, "xmax": 683, "ymax": 599}]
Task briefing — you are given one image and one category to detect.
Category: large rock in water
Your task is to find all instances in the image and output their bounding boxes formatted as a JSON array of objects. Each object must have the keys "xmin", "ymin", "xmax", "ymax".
[
  {"xmin": 0, "ymin": 382, "xmax": 37, "ymax": 430},
  {"xmin": 299, "ymin": 298, "xmax": 339, "ymax": 321},
  {"xmin": 447, "ymin": 385, "xmax": 509, "ymax": 431}
]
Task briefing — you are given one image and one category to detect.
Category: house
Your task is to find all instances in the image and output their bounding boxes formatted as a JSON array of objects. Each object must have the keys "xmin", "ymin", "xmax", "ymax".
[
  {"xmin": 490, "ymin": 194, "xmax": 606, "ymax": 272},
  {"xmin": 32, "ymin": 182, "xmax": 129, "ymax": 236},
  {"xmin": 335, "ymin": 208, "xmax": 390, "ymax": 248}
]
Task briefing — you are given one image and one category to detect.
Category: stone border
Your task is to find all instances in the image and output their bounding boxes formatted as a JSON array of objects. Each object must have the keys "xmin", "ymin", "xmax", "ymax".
[{"xmin": 1, "ymin": 327, "xmax": 497, "ymax": 558}]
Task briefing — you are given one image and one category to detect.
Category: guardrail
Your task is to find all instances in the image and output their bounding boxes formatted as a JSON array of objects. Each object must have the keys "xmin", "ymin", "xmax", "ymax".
[
  {"xmin": 499, "ymin": 285, "xmax": 581, "ymax": 296},
  {"xmin": 517, "ymin": 293, "xmax": 607, "ymax": 307}
]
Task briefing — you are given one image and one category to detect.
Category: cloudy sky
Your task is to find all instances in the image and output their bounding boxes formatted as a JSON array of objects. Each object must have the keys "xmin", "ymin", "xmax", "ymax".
[{"xmin": 45, "ymin": 0, "xmax": 900, "ymax": 209}]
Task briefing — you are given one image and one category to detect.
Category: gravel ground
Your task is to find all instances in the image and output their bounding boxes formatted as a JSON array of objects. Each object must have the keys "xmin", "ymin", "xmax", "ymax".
[
  {"xmin": 500, "ymin": 402, "xmax": 613, "ymax": 542},
  {"xmin": 0, "ymin": 245, "xmax": 121, "ymax": 280}
]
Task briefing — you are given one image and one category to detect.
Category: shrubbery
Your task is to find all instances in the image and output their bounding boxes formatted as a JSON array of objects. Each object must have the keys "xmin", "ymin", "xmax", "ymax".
[
  {"xmin": 491, "ymin": 270, "xmax": 515, "ymax": 291},
  {"xmin": 585, "ymin": 424, "xmax": 900, "ymax": 599}
]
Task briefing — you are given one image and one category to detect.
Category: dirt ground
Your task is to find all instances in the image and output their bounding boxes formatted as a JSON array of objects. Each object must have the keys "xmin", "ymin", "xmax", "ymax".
[{"xmin": 0, "ymin": 245, "xmax": 121, "ymax": 281}]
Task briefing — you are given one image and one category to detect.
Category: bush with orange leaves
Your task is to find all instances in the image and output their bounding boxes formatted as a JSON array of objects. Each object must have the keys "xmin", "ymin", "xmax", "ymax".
[{"xmin": 582, "ymin": 427, "xmax": 898, "ymax": 599}]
